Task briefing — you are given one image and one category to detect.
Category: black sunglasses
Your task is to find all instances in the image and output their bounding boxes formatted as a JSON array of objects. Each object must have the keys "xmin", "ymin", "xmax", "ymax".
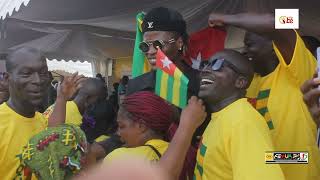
[
  {"xmin": 139, "ymin": 38, "xmax": 175, "ymax": 53},
  {"xmin": 202, "ymin": 58, "xmax": 245, "ymax": 75}
]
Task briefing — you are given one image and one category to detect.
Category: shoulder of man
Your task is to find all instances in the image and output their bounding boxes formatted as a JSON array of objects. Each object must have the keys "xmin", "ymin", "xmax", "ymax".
[{"xmin": 126, "ymin": 71, "xmax": 156, "ymax": 96}]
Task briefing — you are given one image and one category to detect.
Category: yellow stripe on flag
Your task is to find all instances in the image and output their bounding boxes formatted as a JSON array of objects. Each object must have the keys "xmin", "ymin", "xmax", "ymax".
[
  {"xmin": 160, "ymin": 73, "xmax": 169, "ymax": 98},
  {"xmin": 143, "ymin": 57, "xmax": 151, "ymax": 73},
  {"xmin": 172, "ymin": 70, "xmax": 182, "ymax": 106},
  {"xmin": 194, "ymin": 169, "xmax": 201, "ymax": 180},
  {"xmin": 138, "ymin": 18, "xmax": 143, "ymax": 32},
  {"xmin": 264, "ymin": 111, "xmax": 271, "ymax": 121}
]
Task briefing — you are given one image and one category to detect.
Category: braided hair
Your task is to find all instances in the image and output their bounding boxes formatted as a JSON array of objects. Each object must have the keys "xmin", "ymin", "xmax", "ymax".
[{"xmin": 121, "ymin": 91, "xmax": 174, "ymax": 137}]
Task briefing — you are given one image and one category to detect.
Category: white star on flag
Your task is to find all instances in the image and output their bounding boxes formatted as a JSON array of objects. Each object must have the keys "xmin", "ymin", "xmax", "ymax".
[{"xmin": 161, "ymin": 57, "xmax": 172, "ymax": 69}]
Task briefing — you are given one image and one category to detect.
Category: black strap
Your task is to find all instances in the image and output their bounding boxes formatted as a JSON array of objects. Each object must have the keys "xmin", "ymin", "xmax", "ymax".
[{"xmin": 144, "ymin": 144, "xmax": 162, "ymax": 159}]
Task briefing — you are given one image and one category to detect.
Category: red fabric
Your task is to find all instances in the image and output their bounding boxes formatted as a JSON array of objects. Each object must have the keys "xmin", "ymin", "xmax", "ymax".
[
  {"xmin": 156, "ymin": 49, "xmax": 177, "ymax": 76},
  {"xmin": 185, "ymin": 27, "xmax": 226, "ymax": 64}
]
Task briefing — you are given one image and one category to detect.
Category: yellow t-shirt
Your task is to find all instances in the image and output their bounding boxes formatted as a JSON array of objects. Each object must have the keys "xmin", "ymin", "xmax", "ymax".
[
  {"xmin": 0, "ymin": 103, "xmax": 46, "ymax": 180},
  {"xmin": 246, "ymin": 32, "xmax": 320, "ymax": 180},
  {"xmin": 194, "ymin": 98, "xmax": 284, "ymax": 180},
  {"xmin": 43, "ymin": 101, "xmax": 82, "ymax": 126},
  {"xmin": 104, "ymin": 139, "xmax": 168, "ymax": 162}
]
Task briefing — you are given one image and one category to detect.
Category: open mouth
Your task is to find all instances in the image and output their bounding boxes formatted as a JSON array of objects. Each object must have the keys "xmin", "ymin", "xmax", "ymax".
[{"xmin": 200, "ymin": 78, "xmax": 215, "ymax": 87}]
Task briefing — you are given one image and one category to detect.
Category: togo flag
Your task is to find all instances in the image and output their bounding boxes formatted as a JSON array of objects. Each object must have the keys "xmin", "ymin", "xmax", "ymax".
[
  {"xmin": 155, "ymin": 49, "xmax": 189, "ymax": 108},
  {"xmin": 132, "ymin": 12, "xmax": 151, "ymax": 78}
]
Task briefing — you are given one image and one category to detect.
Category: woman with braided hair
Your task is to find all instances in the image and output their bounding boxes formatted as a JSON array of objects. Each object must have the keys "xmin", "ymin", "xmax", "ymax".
[
  {"xmin": 104, "ymin": 91, "xmax": 174, "ymax": 161},
  {"xmin": 104, "ymin": 91, "xmax": 197, "ymax": 180}
]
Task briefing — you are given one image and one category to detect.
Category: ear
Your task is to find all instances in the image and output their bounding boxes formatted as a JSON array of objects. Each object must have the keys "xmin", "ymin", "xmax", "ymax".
[
  {"xmin": 176, "ymin": 37, "xmax": 184, "ymax": 50},
  {"xmin": 235, "ymin": 76, "xmax": 249, "ymax": 89},
  {"xmin": 137, "ymin": 122, "xmax": 148, "ymax": 134}
]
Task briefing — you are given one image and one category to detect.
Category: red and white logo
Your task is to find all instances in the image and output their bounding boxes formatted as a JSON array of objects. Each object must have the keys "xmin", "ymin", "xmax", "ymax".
[{"xmin": 275, "ymin": 9, "xmax": 299, "ymax": 29}]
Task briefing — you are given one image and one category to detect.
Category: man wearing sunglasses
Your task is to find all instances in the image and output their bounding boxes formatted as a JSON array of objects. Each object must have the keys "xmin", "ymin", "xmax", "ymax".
[
  {"xmin": 158, "ymin": 49, "xmax": 284, "ymax": 180},
  {"xmin": 129, "ymin": 7, "xmax": 199, "ymax": 98},
  {"xmin": 207, "ymin": 13, "xmax": 319, "ymax": 180}
]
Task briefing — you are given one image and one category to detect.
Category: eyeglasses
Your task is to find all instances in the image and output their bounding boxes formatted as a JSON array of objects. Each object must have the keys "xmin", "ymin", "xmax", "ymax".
[
  {"xmin": 139, "ymin": 38, "xmax": 175, "ymax": 53},
  {"xmin": 202, "ymin": 58, "xmax": 244, "ymax": 75}
]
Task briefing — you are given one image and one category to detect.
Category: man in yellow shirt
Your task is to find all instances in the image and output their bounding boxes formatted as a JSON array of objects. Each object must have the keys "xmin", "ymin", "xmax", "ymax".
[
  {"xmin": 0, "ymin": 47, "xmax": 84, "ymax": 180},
  {"xmin": 44, "ymin": 78, "xmax": 106, "ymax": 126},
  {"xmin": 208, "ymin": 13, "xmax": 320, "ymax": 179},
  {"xmin": 158, "ymin": 50, "xmax": 284, "ymax": 180}
]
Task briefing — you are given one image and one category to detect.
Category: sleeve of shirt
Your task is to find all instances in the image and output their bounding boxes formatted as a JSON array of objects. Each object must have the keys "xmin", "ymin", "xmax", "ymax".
[
  {"xmin": 273, "ymin": 31, "xmax": 317, "ymax": 86},
  {"xmin": 230, "ymin": 116, "xmax": 285, "ymax": 180}
]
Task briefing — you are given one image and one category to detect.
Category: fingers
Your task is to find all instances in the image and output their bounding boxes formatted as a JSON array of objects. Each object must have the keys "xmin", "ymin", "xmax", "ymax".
[
  {"xmin": 75, "ymin": 76, "xmax": 86, "ymax": 87},
  {"xmin": 74, "ymin": 75, "xmax": 86, "ymax": 84},
  {"xmin": 188, "ymin": 96, "xmax": 203, "ymax": 104},
  {"xmin": 301, "ymin": 78, "xmax": 320, "ymax": 94},
  {"xmin": 70, "ymin": 72, "xmax": 79, "ymax": 82},
  {"xmin": 303, "ymin": 88, "xmax": 320, "ymax": 106},
  {"xmin": 308, "ymin": 105, "xmax": 320, "ymax": 126}
]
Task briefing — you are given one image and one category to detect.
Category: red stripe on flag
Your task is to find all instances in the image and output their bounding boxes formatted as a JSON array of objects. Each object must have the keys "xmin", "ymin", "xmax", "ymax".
[{"xmin": 156, "ymin": 49, "xmax": 176, "ymax": 76}]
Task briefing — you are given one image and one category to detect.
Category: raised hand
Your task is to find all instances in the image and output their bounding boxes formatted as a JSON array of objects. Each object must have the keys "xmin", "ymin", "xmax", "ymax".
[
  {"xmin": 57, "ymin": 72, "xmax": 86, "ymax": 101},
  {"xmin": 180, "ymin": 96, "xmax": 207, "ymax": 132}
]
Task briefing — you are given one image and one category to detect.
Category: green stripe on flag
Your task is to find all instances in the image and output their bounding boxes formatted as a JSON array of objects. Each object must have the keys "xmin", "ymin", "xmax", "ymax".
[
  {"xmin": 179, "ymin": 74, "xmax": 189, "ymax": 108},
  {"xmin": 132, "ymin": 12, "xmax": 150, "ymax": 78}
]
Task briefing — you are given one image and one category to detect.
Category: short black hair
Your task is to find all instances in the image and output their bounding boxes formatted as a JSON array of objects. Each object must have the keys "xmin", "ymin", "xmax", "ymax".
[
  {"xmin": 80, "ymin": 78, "xmax": 106, "ymax": 98},
  {"xmin": 6, "ymin": 47, "xmax": 44, "ymax": 73}
]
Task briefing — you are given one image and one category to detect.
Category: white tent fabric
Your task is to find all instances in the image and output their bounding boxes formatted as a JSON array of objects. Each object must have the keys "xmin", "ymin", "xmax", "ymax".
[
  {"xmin": 0, "ymin": 0, "xmax": 30, "ymax": 20},
  {"xmin": 47, "ymin": 59, "xmax": 93, "ymax": 77},
  {"xmin": 0, "ymin": 0, "xmax": 319, "ymax": 76}
]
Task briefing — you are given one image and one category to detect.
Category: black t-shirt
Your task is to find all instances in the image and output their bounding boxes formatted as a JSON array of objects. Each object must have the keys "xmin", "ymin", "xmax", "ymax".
[{"xmin": 127, "ymin": 68, "xmax": 200, "ymax": 98}]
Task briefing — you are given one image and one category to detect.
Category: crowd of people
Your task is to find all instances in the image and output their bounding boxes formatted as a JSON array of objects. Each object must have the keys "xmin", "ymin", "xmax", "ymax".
[{"xmin": 0, "ymin": 6, "xmax": 320, "ymax": 180}]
